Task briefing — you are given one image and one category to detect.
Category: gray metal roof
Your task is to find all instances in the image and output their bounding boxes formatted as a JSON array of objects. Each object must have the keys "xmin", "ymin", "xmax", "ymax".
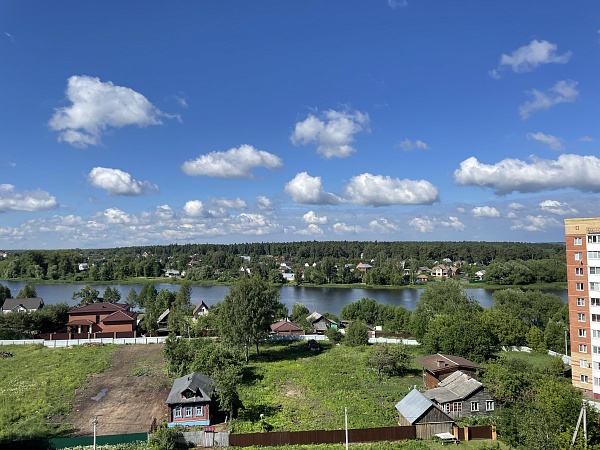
[
  {"xmin": 395, "ymin": 388, "xmax": 437, "ymax": 424},
  {"xmin": 2, "ymin": 298, "xmax": 44, "ymax": 311},
  {"xmin": 423, "ymin": 371, "xmax": 483, "ymax": 404},
  {"xmin": 166, "ymin": 372, "xmax": 215, "ymax": 405}
]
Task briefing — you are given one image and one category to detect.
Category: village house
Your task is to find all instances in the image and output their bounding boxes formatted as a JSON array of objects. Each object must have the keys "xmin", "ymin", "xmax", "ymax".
[
  {"xmin": 193, "ymin": 301, "xmax": 209, "ymax": 318},
  {"xmin": 306, "ymin": 311, "xmax": 337, "ymax": 334},
  {"xmin": 270, "ymin": 320, "xmax": 305, "ymax": 336},
  {"xmin": 395, "ymin": 388, "xmax": 455, "ymax": 440},
  {"xmin": 2, "ymin": 298, "xmax": 44, "ymax": 314},
  {"xmin": 356, "ymin": 262, "xmax": 373, "ymax": 272},
  {"xmin": 166, "ymin": 372, "xmax": 215, "ymax": 427},
  {"xmin": 415, "ymin": 354, "xmax": 482, "ymax": 389},
  {"xmin": 66, "ymin": 302, "xmax": 137, "ymax": 338}
]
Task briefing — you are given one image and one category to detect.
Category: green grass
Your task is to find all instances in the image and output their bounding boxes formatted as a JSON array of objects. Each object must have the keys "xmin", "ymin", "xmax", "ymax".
[
  {"xmin": 494, "ymin": 349, "xmax": 563, "ymax": 369},
  {"xmin": 232, "ymin": 341, "xmax": 423, "ymax": 433},
  {"xmin": 0, "ymin": 344, "xmax": 117, "ymax": 443}
]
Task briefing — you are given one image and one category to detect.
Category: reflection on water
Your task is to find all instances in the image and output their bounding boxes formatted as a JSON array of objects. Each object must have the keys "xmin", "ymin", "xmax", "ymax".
[{"xmin": 0, "ymin": 280, "xmax": 567, "ymax": 316}]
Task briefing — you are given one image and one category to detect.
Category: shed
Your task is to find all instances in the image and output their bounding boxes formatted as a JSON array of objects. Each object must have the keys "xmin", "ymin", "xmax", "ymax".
[{"xmin": 395, "ymin": 388, "xmax": 454, "ymax": 440}]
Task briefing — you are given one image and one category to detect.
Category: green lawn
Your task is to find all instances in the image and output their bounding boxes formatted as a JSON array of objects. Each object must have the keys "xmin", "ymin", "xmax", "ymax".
[
  {"xmin": 0, "ymin": 344, "xmax": 117, "ymax": 443},
  {"xmin": 232, "ymin": 341, "xmax": 424, "ymax": 433}
]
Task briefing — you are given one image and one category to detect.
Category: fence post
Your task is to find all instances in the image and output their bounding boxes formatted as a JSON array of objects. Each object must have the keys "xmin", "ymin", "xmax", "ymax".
[
  {"xmin": 464, "ymin": 426, "xmax": 469, "ymax": 442},
  {"xmin": 452, "ymin": 425, "xmax": 459, "ymax": 440},
  {"xmin": 491, "ymin": 425, "xmax": 497, "ymax": 440}
]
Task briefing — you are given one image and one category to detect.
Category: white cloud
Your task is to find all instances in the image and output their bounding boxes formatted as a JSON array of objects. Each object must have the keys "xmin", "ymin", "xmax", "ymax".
[
  {"xmin": 579, "ymin": 136, "xmax": 595, "ymax": 142},
  {"xmin": 399, "ymin": 139, "xmax": 430, "ymax": 151},
  {"xmin": 0, "ymin": 184, "xmax": 57, "ymax": 212},
  {"xmin": 181, "ymin": 144, "xmax": 283, "ymax": 178},
  {"xmin": 343, "ymin": 173, "xmax": 439, "ymax": 206},
  {"xmin": 539, "ymin": 200, "xmax": 577, "ymax": 215},
  {"xmin": 229, "ymin": 213, "xmax": 281, "ymax": 236},
  {"xmin": 256, "ymin": 196, "xmax": 276, "ymax": 211},
  {"xmin": 103, "ymin": 207, "xmax": 135, "ymax": 224},
  {"xmin": 519, "ymin": 80, "xmax": 578, "ymax": 119},
  {"xmin": 510, "ymin": 215, "xmax": 561, "ymax": 232},
  {"xmin": 87, "ymin": 167, "xmax": 158, "ymax": 196},
  {"xmin": 296, "ymin": 224, "xmax": 324, "ymax": 236},
  {"xmin": 290, "ymin": 109, "xmax": 370, "ymax": 159},
  {"xmin": 154, "ymin": 204, "xmax": 175, "ymax": 220},
  {"xmin": 369, "ymin": 217, "xmax": 399, "ymax": 233},
  {"xmin": 303, "ymin": 211, "xmax": 328, "ymax": 224},
  {"xmin": 508, "ymin": 202, "xmax": 525, "ymax": 210},
  {"xmin": 472, "ymin": 206, "xmax": 501, "ymax": 218},
  {"xmin": 497, "ymin": 40, "xmax": 571, "ymax": 74},
  {"xmin": 387, "ymin": 0, "xmax": 407, "ymax": 7},
  {"xmin": 211, "ymin": 197, "xmax": 247, "ymax": 210},
  {"xmin": 183, "ymin": 200, "xmax": 205, "ymax": 217},
  {"xmin": 454, "ymin": 154, "xmax": 600, "ymax": 194},
  {"xmin": 527, "ymin": 132, "xmax": 564, "ymax": 151},
  {"xmin": 285, "ymin": 172, "xmax": 341, "ymax": 205},
  {"xmin": 409, "ymin": 216, "xmax": 465, "ymax": 233},
  {"xmin": 333, "ymin": 222, "xmax": 364, "ymax": 234},
  {"xmin": 49, "ymin": 75, "xmax": 177, "ymax": 147}
]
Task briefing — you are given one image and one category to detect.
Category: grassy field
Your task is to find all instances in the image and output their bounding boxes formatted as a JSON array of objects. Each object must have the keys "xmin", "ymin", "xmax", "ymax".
[
  {"xmin": 0, "ymin": 344, "xmax": 117, "ymax": 443},
  {"xmin": 232, "ymin": 341, "xmax": 425, "ymax": 433}
]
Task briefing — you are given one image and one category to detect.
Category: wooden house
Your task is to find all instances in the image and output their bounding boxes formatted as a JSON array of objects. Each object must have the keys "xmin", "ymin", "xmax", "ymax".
[
  {"xmin": 166, "ymin": 372, "xmax": 215, "ymax": 427},
  {"xmin": 193, "ymin": 301, "xmax": 209, "ymax": 318},
  {"xmin": 395, "ymin": 388, "xmax": 454, "ymax": 440},
  {"xmin": 2, "ymin": 298, "xmax": 44, "ymax": 314},
  {"xmin": 415, "ymin": 353, "xmax": 482, "ymax": 389},
  {"xmin": 306, "ymin": 311, "xmax": 337, "ymax": 334}
]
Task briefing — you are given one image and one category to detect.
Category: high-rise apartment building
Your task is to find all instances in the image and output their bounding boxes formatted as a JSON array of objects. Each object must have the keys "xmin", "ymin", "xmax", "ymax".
[{"xmin": 565, "ymin": 217, "xmax": 600, "ymax": 398}]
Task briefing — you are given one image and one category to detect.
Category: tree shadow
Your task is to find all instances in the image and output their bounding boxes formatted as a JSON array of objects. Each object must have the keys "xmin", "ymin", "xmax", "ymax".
[{"xmin": 253, "ymin": 339, "xmax": 331, "ymax": 364}]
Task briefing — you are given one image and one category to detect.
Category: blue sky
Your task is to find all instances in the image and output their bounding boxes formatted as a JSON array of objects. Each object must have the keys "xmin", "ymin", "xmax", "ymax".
[{"xmin": 1, "ymin": 1, "xmax": 599, "ymax": 249}]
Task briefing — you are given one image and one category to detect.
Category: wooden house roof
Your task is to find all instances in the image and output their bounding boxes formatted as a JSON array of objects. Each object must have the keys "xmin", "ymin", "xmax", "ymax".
[
  {"xmin": 414, "ymin": 354, "xmax": 481, "ymax": 374},
  {"xmin": 423, "ymin": 371, "xmax": 483, "ymax": 404},
  {"xmin": 166, "ymin": 372, "xmax": 215, "ymax": 405}
]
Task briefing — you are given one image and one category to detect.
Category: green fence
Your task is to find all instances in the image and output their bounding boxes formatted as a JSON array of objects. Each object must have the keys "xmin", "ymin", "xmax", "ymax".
[{"xmin": 48, "ymin": 433, "xmax": 147, "ymax": 449}]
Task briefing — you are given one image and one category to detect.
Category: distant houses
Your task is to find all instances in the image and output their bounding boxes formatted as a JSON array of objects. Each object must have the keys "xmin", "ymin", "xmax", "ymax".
[{"xmin": 1, "ymin": 298, "xmax": 44, "ymax": 314}]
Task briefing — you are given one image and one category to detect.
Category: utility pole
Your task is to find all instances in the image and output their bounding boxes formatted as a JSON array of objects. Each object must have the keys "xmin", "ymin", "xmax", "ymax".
[{"xmin": 93, "ymin": 415, "xmax": 98, "ymax": 450}]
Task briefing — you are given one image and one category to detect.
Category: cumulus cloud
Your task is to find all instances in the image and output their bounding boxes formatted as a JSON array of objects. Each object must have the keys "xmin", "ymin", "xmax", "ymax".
[
  {"xmin": 399, "ymin": 139, "xmax": 430, "ymax": 151},
  {"xmin": 539, "ymin": 200, "xmax": 578, "ymax": 215},
  {"xmin": 495, "ymin": 40, "xmax": 571, "ymax": 74},
  {"xmin": 509, "ymin": 202, "xmax": 525, "ymax": 210},
  {"xmin": 303, "ymin": 211, "xmax": 328, "ymax": 224},
  {"xmin": 103, "ymin": 207, "xmax": 135, "ymax": 224},
  {"xmin": 454, "ymin": 154, "xmax": 600, "ymax": 194},
  {"xmin": 472, "ymin": 206, "xmax": 501, "ymax": 218},
  {"xmin": 229, "ymin": 213, "xmax": 281, "ymax": 235},
  {"xmin": 49, "ymin": 75, "xmax": 177, "ymax": 147},
  {"xmin": 296, "ymin": 224, "xmax": 324, "ymax": 236},
  {"xmin": 333, "ymin": 222, "xmax": 364, "ymax": 234},
  {"xmin": 285, "ymin": 172, "xmax": 341, "ymax": 205},
  {"xmin": 519, "ymin": 80, "xmax": 578, "ymax": 119},
  {"xmin": 369, "ymin": 217, "xmax": 399, "ymax": 233},
  {"xmin": 181, "ymin": 144, "xmax": 283, "ymax": 178},
  {"xmin": 409, "ymin": 216, "xmax": 465, "ymax": 233},
  {"xmin": 527, "ymin": 132, "xmax": 564, "ymax": 151},
  {"xmin": 183, "ymin": 200, "xmax": 205, "ymax": 217},
  {"xmin": 211, "ymin": 197, "xmax": 247, "ymax": 210},
  {"xmin": 343, "ymin": 173, "xmax": 439, "ymax": 206},
  {"xmin": 290, "ymin": 109, "xmax": 370, "ymax": 159},
  {"xmin": 0, "ymin": 184, "xmax": 57, "ymax": 212},
  {"xmin": 510, "ymin": 215, "xmax": 561, "ymax": 232},
  {"xmin": 256, "ymin": 196, "xmax": 276, "ymax": 212},
  {"xmin": 87, "ymin": 167, "xmax": 158, "ymax": 196}
]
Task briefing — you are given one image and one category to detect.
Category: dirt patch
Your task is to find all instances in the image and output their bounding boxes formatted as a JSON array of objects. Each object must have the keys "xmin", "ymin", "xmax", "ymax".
[{"xmin": 67, "ymin": 344, "xmax": 171, "ymax": 436}]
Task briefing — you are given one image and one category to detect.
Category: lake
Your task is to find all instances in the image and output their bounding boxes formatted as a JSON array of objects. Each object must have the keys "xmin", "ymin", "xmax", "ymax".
[{"xmin": 0, "ymin": 281, "xmax": 568, "ymax": 316}]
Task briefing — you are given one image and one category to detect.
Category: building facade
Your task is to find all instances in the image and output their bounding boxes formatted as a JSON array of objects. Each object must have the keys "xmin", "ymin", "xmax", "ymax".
[{"xmin": 565, "ymin": 217, "xmax": 600, "ymax": 398}]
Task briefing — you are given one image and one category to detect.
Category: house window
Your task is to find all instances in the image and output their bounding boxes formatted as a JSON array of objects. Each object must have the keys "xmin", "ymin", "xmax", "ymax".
[
  {"xmin": 581, "ymin": 359, "xmax": 589, "ymax": 368},
  {"xmin": 578, "ymin": 313, "xmax": 586, "ymax": 322},
  {"xmin": 589, "ymin": 251, "xmax": 600, "ymax": 259},
  {"xmin": 452, "ymin": 402, "xmax": 462, "ymax": 413},
  {"xmin": 485, "ymin": 400, "xmax": 495, "ymax": 412},
  {"xmin": 443, "ymin": 404, "xmax": 450, "ymax": 413},
  {"xmin": 579, "ymin": 344, "xmax": 588, "ymax": 353},
  {"xmin": 576, "ymin": 267, "xmax": 584, "ymax": 276},
  {"xmin": 195, "ymin": 406, "xmax": 204, "ymax": 417},
  {"xmin": 578, "ymin": 298, "xmax": 586, "ymax": 306},
  {"xmin": 470, "ymin": 402, "xmax": 479, "ymax": 412},
  {"xmin": 591, "ymin": 282, "xmax": 600, "ymax": 291},
  {"xmin": 184, "ymin": 406, "xmax": 193, "ymax": 418},
  {"xmin": 575, "ymin": 252, "xmax": 583, "ymax": 261},
  {"xmin": 577, "ymin": 283, "xmax": 585, "ymax": 291},
  {"xmin": 579, "ymin": 329, "xmax": 587, "ymax": 338},
  {"xmin": 575, "ymin": 237, "xmax": 583, "ymax": 245},
  {"xmin": 581, "ymin": 375, "xmax": 589, "ymax": 384},
  {"xmin": 174, "ymin": 407, "xmax": 182, "ymax": 418}
]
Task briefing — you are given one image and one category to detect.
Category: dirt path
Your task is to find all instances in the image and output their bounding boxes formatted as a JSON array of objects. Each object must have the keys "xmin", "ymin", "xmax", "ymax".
[{"xmin": 68, "ymin": 344, "xmax": 171, "ymax": 436}]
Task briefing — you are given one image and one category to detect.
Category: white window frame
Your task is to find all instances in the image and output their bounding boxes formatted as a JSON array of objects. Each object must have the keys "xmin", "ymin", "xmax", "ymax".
[
  {"xmin": 195, "ymin": 405, "xmax": 204, "ymax": 417},
  {"xmin": 578, "ymin": 298, "xmax": 586, "ymax": 306},
  {"xmin": 578, "ymin": 313, "xmax": 586, "ymax": 322},
  {"xmin": 594, "ymin": 361, "xmax": 600, "ymax": 370},
  {"xmin": 589, "ymin": 251, "xmax": 600, "ymax": 259},
  {"xmin": 581, "ymin": 359, "xmax": 589, "ymax": 368},
  {"xmin": 579, "ymin": 329, "xmax": 587, "ymax": 337},
  {"xmin": 591, "ymin": 267, "xmax": 600, "ymax": 275},
  {"xmin": 594, "ymin": 377, "xmax": 600, "ymax": 387},
  {"xmin": 591, "ymin": 282, "xmax": 600, "ymax": 291},
  {"xmin": 452, "ymin": 402, "xmax": 462, "ymax": 413},
  {"xmin": 593, "ymin": 345, "xmax": 600, "ymax": 355},
  {"xmin": 184, "ymin": 406, "xmax": 193, "ymax": 418},
  {"xmin": 577, "ymin": 283, "xmax": 585, "ymax": 291},
  {"xmin": 592, "ymin": 298, "xmax": 600, "ymax": 306},
  {"xmin": 576, "ymin": 267, "xmax": 584, "ymax": 276},
  {"xmin": 592, "ymin": 314, "xmax": 600, "ymax": 322},
  {"xmin": 581, "ymin": 374, "xmax": 589, "ymax": 383},
  {"xmin": 575, "ymin": 237, "xmax": 583, "ymax": 245},
  {"xmin": 174, "ymin": 407, "xmax": 182, "ymax": 418},
  {"xmin": 575, "ymin": 252, "xmax": 583, "ymax": 261},
  {"xmin": 589, "ymin": 235, "xmax": 600, "ymax": 244},
  {"xmin": 485, "ymin": 400, "xmax": 495, "ymax": 411},
  {"xmin": 470, "ymin": 401, "xmax": 479, "ymax": 412},
  {"xmin": 580, "ymin": 344, "xmax": 588, "ymax": 353}
]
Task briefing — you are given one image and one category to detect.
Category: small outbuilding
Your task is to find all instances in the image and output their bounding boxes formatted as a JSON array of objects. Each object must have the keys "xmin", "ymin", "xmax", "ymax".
[{"xmin": 395, "ymin": 388, "xmax": 455, "ymax": 440}]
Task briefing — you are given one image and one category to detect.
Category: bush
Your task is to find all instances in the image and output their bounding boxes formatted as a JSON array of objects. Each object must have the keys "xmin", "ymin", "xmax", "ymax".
[
  {"xmin": 325, "ymin": 327, "xmax": 343, "ymax": 344},
  {"xmin": 148, "ymin": 424, "xmax": 181, "ymax": 450},
  {"xmin": 344, "ymin": 320, "xmax": 369, "ymax": 347}
]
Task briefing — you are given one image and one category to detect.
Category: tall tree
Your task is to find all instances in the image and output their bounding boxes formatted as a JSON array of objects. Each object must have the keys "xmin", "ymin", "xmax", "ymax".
[
  {"xmin": 218, "ymin": 274, "xmax": 282, "ymax": 362},
  {"xmin": 168, "ymin": 283, "xmax": 194, "ymax": 336},
  {"xmin": 0, "ymin": 283, "xmax": 11, "ymax": 309},
  {"xmin": 17, "ymin": 283, "xmax": 37, "ymax": 298},
  {"xmin": 72, "ymin": 285, "xmax": 100, "ymax": 305},
  {"xmin": 102, "ymin": 286, "xmax": 121, "ymax": 303}
]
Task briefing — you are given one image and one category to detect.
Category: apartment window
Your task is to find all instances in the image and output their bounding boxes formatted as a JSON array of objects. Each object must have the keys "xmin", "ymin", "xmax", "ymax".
[
  {"xmin": 593, "ymin": 330, "xmax": 600, "ymax": 338},
  {"xmin": 595, "ymin": 378, "xmax": 600, "ymax": 387},
  {"xmin": 589, "ymin": 251, "xmax": 600, "ymax": 259},
  {"xmin": 594, "ymin": 362, "xmax": 600, "ymax": 370},
  {"xmin": 592, "ymin": 298, "xmax": 600, "ymax": 306},
  {"xmin": 174, "ymin": 407, "xmax": 182, "ymax": 418},
  {"xmin": 581, "ymin": 359, "xmax": 589, "ymax": 368},
  {"xmin": 485, "ymin": 400, "xmax": 495, "ymax": 412},
  {"xmin": 591, "ymin": 282, "xmax": 600, "ymax": 291},
  {"xmin": 589, "ymin": 235, "xmax": 600, "ymax": 244},
  {"xmin": 592, "ymin": 314, "xmax": 600, "ymax": 322},
  {"xmin": 575, "ymin": 237, "xmax": 583, "ymax": 245},
  {"xmin": 591, "ymin": 267, "xmax": 600, "ymax": 275},
  {"xmin": 579, "ymin": 329, "xmax": 587, "ymax": 337},
  {"xmin": 575, "ymin": 252, "xmax": 584, "ymax": 261},
  {"xmin": 470, "ymin": 402, "xmax": 479, "ymax": 412},
  {"xmin": 581, "ymin": 375, "xmax": 589, "ymax": 383},
  {"xmin": 594, "ymin": 346, "xmax": 600, "ymax": 355},
  {"xmin": 577, "ymin": 283, "xmax": 585, "ymax": 291},
  {"xmin": 579, "ymin": 344, "xmax": 588, "ymax": 353},
  {"xmin": 577, "ymin": 267, "xmax": 585, "ymax": 275},
  {"xmin": 578, "ymin": 298, "xmax": 586, "ymax": 306},
  {"xmin": 579, "ymin": 313, "xmax": 586, "ymax": 322},
  {"xmin": 184, "ymin": 406, "xmax": 193, "ymax": 418},
  {"xmin": 195, "ymin": 406, "xmax": 204, "ymax": 417}
]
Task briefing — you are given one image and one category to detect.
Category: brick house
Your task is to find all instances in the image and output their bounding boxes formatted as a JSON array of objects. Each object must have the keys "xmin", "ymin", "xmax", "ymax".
[
  {"xmin": 167, "ymin": 372, "xmax": 215, "ymax": 427},
  {"xmin": 66, "ymin": 302, "xmax": 137, "ymax": 338},
  {"xmin": 415, "ymin": 354, "xmax": 482, "ymax": 389}
]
